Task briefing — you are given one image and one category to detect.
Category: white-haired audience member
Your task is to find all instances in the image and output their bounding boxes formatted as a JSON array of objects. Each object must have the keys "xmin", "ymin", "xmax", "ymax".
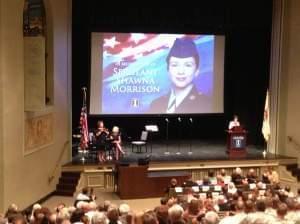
[
  {"xmin": 30, "ymin": 204, "xmax": 42, "ymax": 222},
  {"xmin": 91, "ymin": 211, "xmax": 107, "ymax": 224},
  {"xmin": 204, "ymin": 211, "xmax": 219, "ymax": 224},
  {"xmin": 119, "ymin": 203, "xmax": 130, "ymax": 224},
  {"xmin": 168, "ymin": 204, "xmax": 184, "ymax": 224}
]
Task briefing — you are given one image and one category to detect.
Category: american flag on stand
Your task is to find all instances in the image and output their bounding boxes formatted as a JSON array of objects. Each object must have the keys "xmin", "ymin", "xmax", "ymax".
[{"xmin": 79, "ymin": 105, "xmax": 89, "ymax": 150}]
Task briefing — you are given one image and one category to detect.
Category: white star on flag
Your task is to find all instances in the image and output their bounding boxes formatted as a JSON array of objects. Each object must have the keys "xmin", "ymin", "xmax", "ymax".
[
  {"xmin": 130, "ymin": 33, "xmax": 146, "ymax": 44},
  {"xmin": 103, "ymin": 51, "xmax": 112, "ymax": 58},
  {"xmin": 103, "ymin": 36, "xmax": 120, "ymax": 48}
]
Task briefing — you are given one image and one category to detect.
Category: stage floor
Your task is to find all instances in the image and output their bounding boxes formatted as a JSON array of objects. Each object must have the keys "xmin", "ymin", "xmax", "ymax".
[{"xmin": 69, "ymin": 140, "xmax": 295, "ymax": 166}]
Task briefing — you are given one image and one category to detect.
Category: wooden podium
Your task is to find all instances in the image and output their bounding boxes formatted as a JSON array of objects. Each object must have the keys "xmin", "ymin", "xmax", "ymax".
[{"xmin": 226, "ymin": 126, "xmax": 247, "ymax": 156}]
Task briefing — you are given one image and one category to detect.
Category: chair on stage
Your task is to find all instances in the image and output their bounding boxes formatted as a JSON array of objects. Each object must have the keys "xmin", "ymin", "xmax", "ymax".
[{"xmin": 131, "ymin": 131, "xmax": 148, "ymax": 153}]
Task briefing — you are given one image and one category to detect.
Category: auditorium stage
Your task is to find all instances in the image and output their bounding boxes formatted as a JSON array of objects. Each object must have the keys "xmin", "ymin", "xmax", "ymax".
[{"xmin": 66, "ymin": 140, "xmax": 297, "ymax": 171}]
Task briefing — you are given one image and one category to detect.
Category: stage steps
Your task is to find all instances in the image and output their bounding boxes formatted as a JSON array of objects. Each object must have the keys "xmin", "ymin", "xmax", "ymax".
[
  {"xmin": 286, "ymin": 163, "xmax": 300, "ymax": 181},
  {"xmin": 55, "ymin": 171, "xmax": 81, "ymax": 196}
]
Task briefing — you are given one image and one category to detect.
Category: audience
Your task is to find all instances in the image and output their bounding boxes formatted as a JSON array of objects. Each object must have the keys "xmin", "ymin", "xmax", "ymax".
[{"xmin": 6, "ymin": 167, "xmax": 300, "ymax": 224}]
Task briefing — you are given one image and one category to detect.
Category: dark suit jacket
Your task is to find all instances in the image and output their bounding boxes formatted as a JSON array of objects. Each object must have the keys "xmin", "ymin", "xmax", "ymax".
[{"xmin": 148, "ymin": 87, "xmax": 211, "ymax": 114}]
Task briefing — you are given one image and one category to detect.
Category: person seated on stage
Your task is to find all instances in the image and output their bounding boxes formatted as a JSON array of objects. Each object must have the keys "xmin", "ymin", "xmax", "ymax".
[
  {"xmin": 94, "ymin": 120, "xmax": 109, "ymax": 163},
  {"xmin": 109, "ymin": 126, "xmax": 124, "ymax": 161},
  {"xmin": 228, "ymin": 115, "xmax": 240, "ymax": 130}
]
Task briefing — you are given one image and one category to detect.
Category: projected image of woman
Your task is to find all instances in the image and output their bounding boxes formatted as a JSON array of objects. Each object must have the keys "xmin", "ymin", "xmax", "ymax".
[{"xmin": 149, "ymin": 37, "xmax": 210, "ymax": 114}]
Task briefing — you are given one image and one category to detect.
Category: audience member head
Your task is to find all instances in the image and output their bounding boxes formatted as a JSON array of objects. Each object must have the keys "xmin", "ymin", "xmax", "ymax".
[
  {"xmin": 235, "ymin": 200, "xmax": 244, "ymax": 212},
  {"xmin": 256, "ymin": 200, "xmax": 266, "ymax": 212},
  {"xmin": 155, "ymin": 205, "xmax": 168, "ymax": 224},
  {"xmin": 277, "ymin": 203, "xmax": 288, "ymax": 219},
  {"xmin": 244, "ymin": 200, "xmax": 255, "ymax": 214},
  {"xmin": 142, "ymin": 211, "xmax": 158, "ymax": 224},
  {"xmin": 220, "ymin": 169, "xmax": 226, "ymax": 177},
  {"xmin": 202, "ymin": 176, "xmax": 209, "ymax": 186},
  {"xmin": 82, "ymin": 187, "xmax": 89, "ymax": 195},
  {"xmin": 167, "ymin": 198, "xmax": 176, "ymax": 208},
  {"xmin": 168, "ymin": 204, "xmax": 184, "ymax": 223},
  {"xmin": 107, "ymin": 206, "xmax": 119, "ymax": 224},
  {"xmin": 235, "ymin": 167, "xmax": 242, "ymax": 175},
  {"xmin": 81, "ymin": 215, "xmax": 89, "ymax": 224},
  {"xmin": 119, "ymin": 203, "xmax": 131, "ymax": 216},
  {"xmin": 103, "ymin": 201, "xmax": 112, "ymax": 212},
  {"xmin": 160, "ymin": 198, "xmax": 168, "ymax": 205},
  {"xmin": 285, "ymin": 197, "xmax": 296, "ymax": 210},
  {"xmin": 92, "ymin": 212, "xmax": 107, "ymax": 224},
  {"xmin": 5, "ymin": 203, "xmax": 18, "ymax": 221},
  {"xmin": 208, "ymin": 170, "xmax": 214, "ymax": 178},
  {"xmin": 11, "ymin": 213, "xmax": 26, "ymax": 224},
  {"xmin": 203, "ymin": 211, "xmax": 219, "ymax": 224},
  {"xmin": 70, "ymin": 208, "xmax": 85, "ymax": 223},
  {"xmin": 187, "ymin": 199, "xmax": 199, "ymax": 215},
  {"xmin": 170, "ymin": 178, "xmax": 177, "ymax": 187},
  {"xmin": 56, "ymin": 208, "xmax": 70, "ymax": 224}
]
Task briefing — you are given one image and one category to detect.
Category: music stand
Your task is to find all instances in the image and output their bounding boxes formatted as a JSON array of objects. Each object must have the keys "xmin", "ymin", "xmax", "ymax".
[
  {"xmin": 188, "ymin": 118, "xmax": 193, "ymax": 155},
  {"xmin": 164, "ymin": 119, "xmax": 170, "ymax": 155},
  {"xmin": 176, "ymin": 117, "xmax": 182, "ymax": 155},
  {"xmin": 145, "ymin": 125, "xmax": 158, "ymax": 153}
]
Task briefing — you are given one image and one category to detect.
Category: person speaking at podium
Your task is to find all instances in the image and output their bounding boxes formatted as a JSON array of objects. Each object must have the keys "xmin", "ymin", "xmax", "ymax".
[{"xmin": 228, "ymin": 115, "xmax": 240, "ymax": 130}]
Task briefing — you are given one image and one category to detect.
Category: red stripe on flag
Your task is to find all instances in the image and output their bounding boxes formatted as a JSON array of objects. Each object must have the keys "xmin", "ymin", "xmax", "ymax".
[{"xmin": 79, "ymin": 106, "xmax": 89, "ymax": 150}]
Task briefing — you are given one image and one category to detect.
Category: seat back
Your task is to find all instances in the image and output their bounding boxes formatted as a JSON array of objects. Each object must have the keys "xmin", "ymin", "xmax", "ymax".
[{"xmin": 140, "ymin": 131, "xmax": 148, "ymax": 141}]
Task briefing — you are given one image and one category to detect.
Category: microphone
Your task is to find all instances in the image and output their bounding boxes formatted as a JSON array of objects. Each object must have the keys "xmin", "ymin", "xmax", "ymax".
[
  {"xmin": 165, "ymin": 118, "xmax": 169, "ymax": 123},
  {"xmin": 189, "ymin": 118, "xmax": 193, "ymax": 123},
  {"xmin": 178, "ymin": 117, "xmax": 181, "ymax": 122}
]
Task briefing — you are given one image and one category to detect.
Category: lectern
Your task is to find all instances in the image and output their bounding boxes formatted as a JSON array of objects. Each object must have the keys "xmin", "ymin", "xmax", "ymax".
[{"xmin": 226, "ymin": 126, "xmax": 247, "ymax": 156}]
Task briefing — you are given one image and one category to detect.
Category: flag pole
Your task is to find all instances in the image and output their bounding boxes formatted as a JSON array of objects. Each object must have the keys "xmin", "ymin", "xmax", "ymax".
[
  {"xmin": 82, "ymin": 87, "xmax": 87, "ymax": 107},
  {"xmin": 79, "ymin": 87, "xmax": 89, "ymax": 162}
]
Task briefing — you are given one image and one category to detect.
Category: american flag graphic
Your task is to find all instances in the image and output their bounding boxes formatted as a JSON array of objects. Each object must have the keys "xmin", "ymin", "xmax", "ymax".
[{"xmin": 79, "ymin": 105, "xmax": 89, "ymax": 150}]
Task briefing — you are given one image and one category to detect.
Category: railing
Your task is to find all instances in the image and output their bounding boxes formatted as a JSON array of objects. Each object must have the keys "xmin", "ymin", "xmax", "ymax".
[
  {"xmin": 48, "ymin": 140, "xmax": 70, "ymax": 183},
  {"xmin": 287, "ymin": 136, "xmax": 300, "ymax": 151}
]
